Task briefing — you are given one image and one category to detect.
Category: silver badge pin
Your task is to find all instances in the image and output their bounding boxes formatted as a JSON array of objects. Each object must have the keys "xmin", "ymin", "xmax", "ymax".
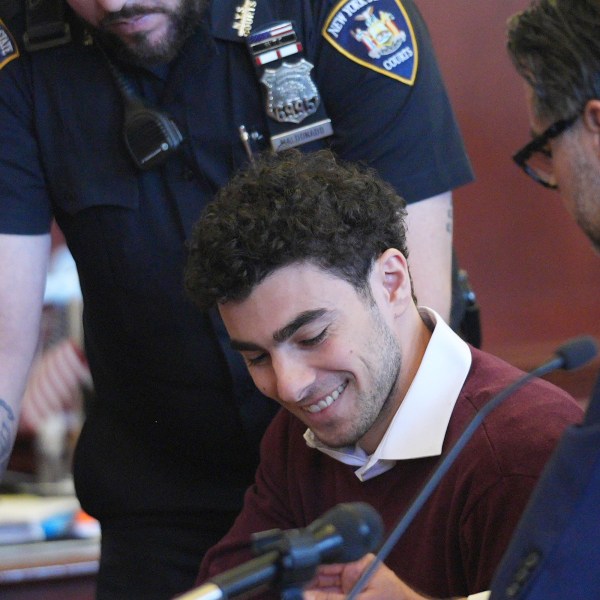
[{"xmin": 261, "ymin": 59, "xmax": 320, "ymax": 125}]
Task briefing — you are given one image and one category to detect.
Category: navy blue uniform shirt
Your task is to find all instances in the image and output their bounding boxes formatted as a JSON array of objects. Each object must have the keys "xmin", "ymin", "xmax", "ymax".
[{"xmin": 0, "ymin": 0, "xmax": 472, "ymax": 523}]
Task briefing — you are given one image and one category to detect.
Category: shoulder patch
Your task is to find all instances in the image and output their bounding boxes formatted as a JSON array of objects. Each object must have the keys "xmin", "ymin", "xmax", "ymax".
[
  {"xmin": 0, "ymin": 19, "xmax": 19, "ymax": 70},
  {"xmin": 322, "ymin": 0, "xmax": 418, "ymax": 85}
]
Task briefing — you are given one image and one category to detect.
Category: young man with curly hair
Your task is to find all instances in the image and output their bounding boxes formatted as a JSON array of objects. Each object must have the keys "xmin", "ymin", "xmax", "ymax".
[{"xmin": 183, "ymin": 148, "xmax": 581, "ymax": 600}]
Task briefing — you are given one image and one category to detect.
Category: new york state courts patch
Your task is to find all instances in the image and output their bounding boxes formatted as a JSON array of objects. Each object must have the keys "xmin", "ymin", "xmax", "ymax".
[
  {"xmin": 0, "ymin": 20, "xmax": 19, "ymax": 70},
  {"xmin": 322, "ymin": 0, "xmax": 418, "ymax": 84}
]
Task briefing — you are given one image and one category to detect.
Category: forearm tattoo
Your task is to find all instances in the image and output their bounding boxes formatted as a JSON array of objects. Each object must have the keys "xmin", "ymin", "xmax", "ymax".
[{"xmin": 0, "ymin": 399, "xmax": 16, "ymax": 474}]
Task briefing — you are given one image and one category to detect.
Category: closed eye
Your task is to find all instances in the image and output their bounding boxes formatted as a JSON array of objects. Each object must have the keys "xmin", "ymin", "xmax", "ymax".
[
  {"xmin": 245, "ymin": 352, "xmax": 268, "ymax": 367},
  {"xmin": 300, "ymin": 327, "xmax": 328, "ymax": 347}
]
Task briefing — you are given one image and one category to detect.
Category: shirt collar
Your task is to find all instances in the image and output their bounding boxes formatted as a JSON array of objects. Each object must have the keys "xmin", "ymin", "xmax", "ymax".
[{"xmin": 304, "ymin": 308, "xmax": 472, "ymax": 481}]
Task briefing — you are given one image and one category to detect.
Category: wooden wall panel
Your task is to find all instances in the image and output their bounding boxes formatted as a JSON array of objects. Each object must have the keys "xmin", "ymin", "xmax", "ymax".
[{"xmin": 416, "ymin": 0, "xmax": 600, "ymax": 365}]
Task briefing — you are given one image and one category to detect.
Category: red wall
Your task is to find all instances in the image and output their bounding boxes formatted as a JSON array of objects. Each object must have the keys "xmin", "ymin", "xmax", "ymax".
[{"xmin": 417, "ymin": 0, "xmax": 600, "ymax": 358}]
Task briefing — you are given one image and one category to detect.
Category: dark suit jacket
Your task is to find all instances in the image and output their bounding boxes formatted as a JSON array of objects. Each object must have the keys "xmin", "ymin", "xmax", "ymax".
[{"xmin": 490, "ymin": 375, "xmax": 600, "ymax": 598}]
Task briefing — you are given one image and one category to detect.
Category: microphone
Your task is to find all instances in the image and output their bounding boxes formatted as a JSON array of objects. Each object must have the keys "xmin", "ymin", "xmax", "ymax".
[
  {"xmin": 550, "ymin": 335, "xmax": 597, "ymax": 371},
  {"xmin": 274, "ymin": 500, "xmax": 384, "ymax": 564},
  {"xmin": 176, "ymin": 502, "xmax": 384, "ymax": 600},
  {"xmin": 346, "ymin": 335, "xmax": 598, "ymax": 599}
]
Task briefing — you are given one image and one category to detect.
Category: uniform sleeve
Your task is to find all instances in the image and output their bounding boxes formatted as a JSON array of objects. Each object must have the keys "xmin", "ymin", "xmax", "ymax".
[
  {"xmin": 313, "ymin": 0, "xmax": 473, "ymax": 203},
  {"xmin": 0, "ymin": 20, "xmax": 53, "ymax": 234}
]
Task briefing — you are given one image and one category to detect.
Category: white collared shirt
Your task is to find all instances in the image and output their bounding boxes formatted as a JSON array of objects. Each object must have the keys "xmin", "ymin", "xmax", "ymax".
[{"xmin": 304, "ymin": 307, "xmax": 472, "ymax": 482}]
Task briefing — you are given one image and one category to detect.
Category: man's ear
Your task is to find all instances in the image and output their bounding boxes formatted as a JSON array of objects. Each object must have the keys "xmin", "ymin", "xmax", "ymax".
[
  {"xmin": 582, "ymin": 99, "xmax": 600, "ymax": 135},
  {"xmin": 582, "ymin": 100, "xmax": 600, "ymax": 159},
  {"xmin": 375, "ymin": 248, "xmax": 413, "ymax": 306}
]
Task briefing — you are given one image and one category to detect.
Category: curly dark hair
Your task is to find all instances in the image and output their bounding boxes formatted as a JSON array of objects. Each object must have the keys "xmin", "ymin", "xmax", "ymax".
[
  {"xmin": 184, "ymin": 149, "xmax": 409, "ymax": 310},
  {"xmin": 507, "ymin": 0, "xmax": 600, "ymax": 122}
]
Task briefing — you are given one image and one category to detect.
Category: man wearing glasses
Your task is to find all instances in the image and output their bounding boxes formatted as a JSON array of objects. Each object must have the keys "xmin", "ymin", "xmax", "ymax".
[
  {"xmin": 512, "ymin": 114, "xmax": 580, "ymax": 191},
  {"xmin": 488, "ymin": 1, "xmax": 600, "ymax": 597}
]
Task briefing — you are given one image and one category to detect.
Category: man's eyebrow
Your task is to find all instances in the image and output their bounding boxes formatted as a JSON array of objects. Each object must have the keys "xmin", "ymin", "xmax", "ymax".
[
  {"xmin": 273, "ymin": 309, "xmax": 328, "ymax": 343},
  {"xmin": 229, "ymin": 309, "xmax": 329, "ymax": 352},
  {"xmin": 230, "ymin": 339, "xmax": 263, "ymax": 352}
]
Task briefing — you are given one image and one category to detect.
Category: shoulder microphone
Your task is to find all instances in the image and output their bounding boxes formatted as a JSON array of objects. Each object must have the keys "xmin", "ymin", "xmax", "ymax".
[
  {"xmin": 176, "ymin": 502, "xmax": 384, "ymax": 600},
  {"xmin": 346, "ymin": 335, "xmax": 598, "ymax": 599},
  {"xmin": 98, "ymin": 45, "xmax": 184, "ymax": 170}
]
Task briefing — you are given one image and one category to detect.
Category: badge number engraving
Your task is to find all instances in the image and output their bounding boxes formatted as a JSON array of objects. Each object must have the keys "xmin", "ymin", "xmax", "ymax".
[{"xmin": 261, "ymin": 59, "xmax": 320, "ymax": 125}]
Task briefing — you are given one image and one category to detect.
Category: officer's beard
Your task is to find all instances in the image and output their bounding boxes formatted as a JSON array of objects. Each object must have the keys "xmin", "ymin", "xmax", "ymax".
[{"xmin": 92, "ymin": 0, "xmax": 208, "ymax": 66}]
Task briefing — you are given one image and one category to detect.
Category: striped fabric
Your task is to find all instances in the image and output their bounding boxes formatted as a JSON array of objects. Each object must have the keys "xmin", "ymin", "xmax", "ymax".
[{"xmin": 19, "ymin": 339, "xmax": 92, "ymax": 433}]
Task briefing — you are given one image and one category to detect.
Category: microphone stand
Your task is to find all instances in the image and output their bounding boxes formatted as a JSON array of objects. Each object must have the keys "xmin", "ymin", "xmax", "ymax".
[{"xmin": 176, "ymin": 501, "xmax": 385, "ymax": 600}]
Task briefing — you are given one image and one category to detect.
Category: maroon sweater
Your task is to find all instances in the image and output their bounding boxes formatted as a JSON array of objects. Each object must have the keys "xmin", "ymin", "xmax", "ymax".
[{"xmin": 197, "ymin": 347, "xmax": 582, "ymax": 598}]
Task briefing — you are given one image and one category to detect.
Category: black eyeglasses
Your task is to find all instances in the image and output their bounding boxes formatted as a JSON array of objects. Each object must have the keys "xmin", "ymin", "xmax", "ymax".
[{"xmin": 512, "ymin": 114, "xmax": 580, "ymax": 189}]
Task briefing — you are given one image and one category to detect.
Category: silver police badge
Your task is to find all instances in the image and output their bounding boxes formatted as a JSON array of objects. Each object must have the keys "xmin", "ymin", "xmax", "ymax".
[{"xmin": 260, "ymin": 59, "xmax": 320, "ymax": 125}]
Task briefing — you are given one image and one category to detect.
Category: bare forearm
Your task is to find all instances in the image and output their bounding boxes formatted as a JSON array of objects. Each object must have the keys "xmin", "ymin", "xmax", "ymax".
[
  {"xmin": 404, "ymin": 192, "xmax": 453, "ymax": 322},
  {"xmin": 0, "ymin": 233, "xmax": 50, "ymax": 476}
]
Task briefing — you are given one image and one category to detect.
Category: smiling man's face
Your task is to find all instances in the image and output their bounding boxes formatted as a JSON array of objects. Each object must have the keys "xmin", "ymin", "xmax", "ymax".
[{"xmin": 219, "ymin": 262, "xmax": 405, "ymax": 454}]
